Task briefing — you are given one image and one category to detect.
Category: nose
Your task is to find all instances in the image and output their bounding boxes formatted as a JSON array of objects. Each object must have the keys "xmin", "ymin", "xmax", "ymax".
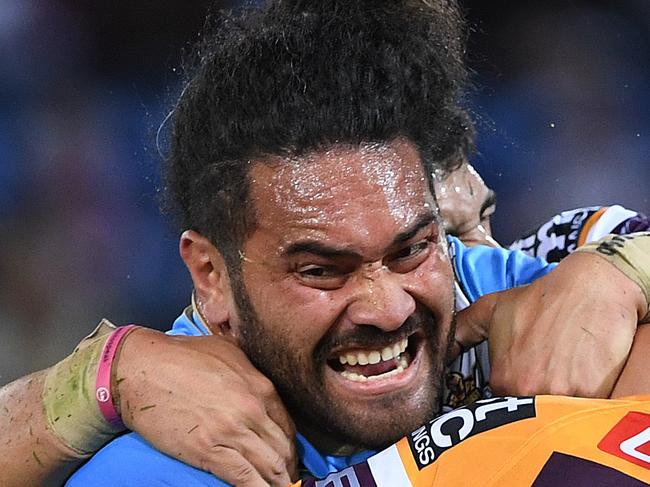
[{"xmin": 344, "ymin": 263, "xmax": 416, "ymax": 332}]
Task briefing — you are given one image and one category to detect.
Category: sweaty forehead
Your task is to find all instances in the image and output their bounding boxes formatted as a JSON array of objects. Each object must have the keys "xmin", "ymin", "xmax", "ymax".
[
  {"xmin": 247, "ymin": 138, "xmax": 435, "ymax": 235},
  {"xmin": 435, "ymin": 161, "xmax": 490, "ymax": 230}
]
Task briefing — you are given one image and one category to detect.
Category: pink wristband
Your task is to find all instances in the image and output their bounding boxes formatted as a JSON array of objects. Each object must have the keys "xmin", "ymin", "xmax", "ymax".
[{"xmin": 95, "ymin": 324, "xmax": 137, "ymax": 429}]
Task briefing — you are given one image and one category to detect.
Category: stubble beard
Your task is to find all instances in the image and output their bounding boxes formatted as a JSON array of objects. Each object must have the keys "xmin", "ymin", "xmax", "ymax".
[{"xmin": 232, "ymin": 274, "xmax": 456, "ymax": 451}]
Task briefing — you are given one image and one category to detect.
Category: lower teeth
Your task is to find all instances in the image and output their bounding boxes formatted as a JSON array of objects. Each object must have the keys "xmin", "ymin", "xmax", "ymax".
[{"xmin": 340, "ymin": 355, "xmax": 410, "ymax": 382}]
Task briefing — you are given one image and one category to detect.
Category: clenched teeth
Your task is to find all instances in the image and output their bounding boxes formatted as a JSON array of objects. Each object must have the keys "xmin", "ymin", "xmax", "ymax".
[
  {"xmin": 338, "ymin": 338, "xmax": 408, "ymax": 366},
  {"xmin": 340, "ymin": 355, "xmax": 410, "ymax": 382}
]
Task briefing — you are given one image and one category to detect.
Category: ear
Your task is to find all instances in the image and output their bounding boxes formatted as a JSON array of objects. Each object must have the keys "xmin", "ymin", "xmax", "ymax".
[{"xmin": 179, "ymin": 230, "xmax": 233, "ymax": 336}]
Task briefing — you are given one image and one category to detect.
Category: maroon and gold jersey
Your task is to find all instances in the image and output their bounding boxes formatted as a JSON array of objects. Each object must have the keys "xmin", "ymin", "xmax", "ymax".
[
  {"xmin": 510, "ymin": 205, "xmax": 650, "ymax": 263},
  {"xmin": 294, "ymin": 395, "xmax": 650, "ymax": 486}
]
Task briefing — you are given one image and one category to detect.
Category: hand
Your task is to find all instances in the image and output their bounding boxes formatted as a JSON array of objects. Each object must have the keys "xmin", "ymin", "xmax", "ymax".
[
  {"xmin": 114, "ymin": 328, "xmax": 297, "ymax": 487},
  {"xmin": 611, "ymin": 324, "xmax": 650, "ymax": 398},
  {"xmin": 453, "ymin": 251, "xmax": 646, "ymax": 398}
]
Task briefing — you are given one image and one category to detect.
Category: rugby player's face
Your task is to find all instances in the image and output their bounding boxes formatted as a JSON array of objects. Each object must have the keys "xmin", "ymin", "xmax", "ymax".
[
  {"xmin": 435, "ymin": 161, "xmax": 498, "ymax": 247},
  {"xmin": 232, "ymin": 138, "xmax": 455, "ymax": 450}
]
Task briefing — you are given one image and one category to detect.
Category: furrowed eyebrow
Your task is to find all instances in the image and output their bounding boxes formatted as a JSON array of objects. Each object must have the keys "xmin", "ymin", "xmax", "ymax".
[
  {"xmin": 282, "ymin": 241, "xmax": 361, "ymax": 259},
  {"xmin": 281, "ymin": 211, "xmax": 437, "ymax": 259},
  {"xmin": 480, "ymin": 190, "xmax": 497, "ymax": 216},
  {"xmin": 391, "ymin": 211, "xmax": 437, "ymax": 245}
]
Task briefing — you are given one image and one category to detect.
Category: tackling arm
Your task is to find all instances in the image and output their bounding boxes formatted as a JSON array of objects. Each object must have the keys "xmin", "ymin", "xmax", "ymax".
[{"xmin": 0, "ymin": 371, "xmax": 83, "ymax": 487}]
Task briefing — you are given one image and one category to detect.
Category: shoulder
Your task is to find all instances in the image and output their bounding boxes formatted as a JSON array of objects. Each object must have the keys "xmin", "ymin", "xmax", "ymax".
[
  {"xmin": 449, "ymin": 236, "xmax": 555, "ymax": 302},
  {"xmin": 66, "ymin": 432, "xmax": 229, "ymax": 487}
]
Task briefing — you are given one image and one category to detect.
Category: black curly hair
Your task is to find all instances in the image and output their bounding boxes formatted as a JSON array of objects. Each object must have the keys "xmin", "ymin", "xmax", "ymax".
[{"xmin": 163, "ymin": 0, "xmax": 473, "ymax": 266}]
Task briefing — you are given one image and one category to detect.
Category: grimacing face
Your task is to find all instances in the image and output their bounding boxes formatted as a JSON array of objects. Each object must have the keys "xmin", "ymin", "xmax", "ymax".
[
  {"xmin": 227, "ymin": 138, "xmax": 456, "ymax": 451},
  {"xmin": 435, "ymin": 160, "xmax": 498, "ymax": 247}
]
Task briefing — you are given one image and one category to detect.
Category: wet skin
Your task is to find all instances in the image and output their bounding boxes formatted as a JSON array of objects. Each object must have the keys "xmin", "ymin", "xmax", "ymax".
[
  {"xmin": 220, "ymin": 138, "xmax": 456, "ymax": 452},
  {"xmin": 435, "ymin": 161, "xmax": 498, "ymax": 247}
]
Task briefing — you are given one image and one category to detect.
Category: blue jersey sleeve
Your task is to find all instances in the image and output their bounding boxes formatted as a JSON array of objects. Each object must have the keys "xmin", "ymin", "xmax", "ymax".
[
  {"xmin": 449, "ymin": 236, "xmax": 556, "ymax": 303},
  {"xmin": 66, "ymin": 432, "xmax": 229, "ymax": 487}
]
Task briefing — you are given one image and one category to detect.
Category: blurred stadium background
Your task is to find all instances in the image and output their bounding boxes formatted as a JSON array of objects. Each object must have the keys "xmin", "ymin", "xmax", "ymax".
[{"xmin": 1, "ymin": 0, "xmax": 648, "ymax": 382}]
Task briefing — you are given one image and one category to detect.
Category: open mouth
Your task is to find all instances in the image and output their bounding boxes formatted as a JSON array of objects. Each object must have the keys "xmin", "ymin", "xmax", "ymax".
[{"xmin": 327, "ymin": 333, "xmax": 421, "ymax": 383}]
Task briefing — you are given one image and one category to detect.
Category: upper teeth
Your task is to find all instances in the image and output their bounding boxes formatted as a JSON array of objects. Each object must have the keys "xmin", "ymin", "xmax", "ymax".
[{"xmin": 338, "ymin": 338, "xmax": 408, "ymax": 366}]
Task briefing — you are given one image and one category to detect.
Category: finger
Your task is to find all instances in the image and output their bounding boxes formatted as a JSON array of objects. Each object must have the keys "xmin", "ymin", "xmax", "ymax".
[
  {"xmin": 243, "ymin": 431, "xmax": 294, "ymax": 487},
  {"xmin": 232, "ymin": 392, "xmax": 296, "ymax": 478},
  {"xmin": 262, "ymin": 406, "xmax": 297, "ymax": 478},
  {"xmin": 264, "ymin": 389, "xmax": 296, "ymax": 441},
  {"xmin": 252, "ymin": 415, "xmax": 295, "ymax": 470},
  {"xmin": 254, "ymin": 377, "xmax": 295, "ymax": 441},
  {"xmin": 245, "ymin": 375, "xmax": 297, "ymax": 476},
  {"xmin": 209, "ymin": 433, "xmax": 293, "ymax": 487},
  {"xmin": 451, "ymin": 292, "xmax": 499, "ymax": 358},
  {"xmin": 204, "ymin": 446, "xmax": 271, "ymax": 487},
  {"xmin": 610, "ymin": 324, "xmax": 650, "ymax": 398},
  {"xmin": 241, "ymin": 402, "xmax": 297, "ymax": 479}
]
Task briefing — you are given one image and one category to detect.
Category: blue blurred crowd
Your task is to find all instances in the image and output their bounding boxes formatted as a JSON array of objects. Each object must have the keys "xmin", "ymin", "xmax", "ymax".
[{"xmin": 0, "ymin": 0, "xmax": 648, "ymax": 382}]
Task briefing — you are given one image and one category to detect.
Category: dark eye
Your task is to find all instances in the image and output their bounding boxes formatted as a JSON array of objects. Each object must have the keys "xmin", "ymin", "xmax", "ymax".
[
  {"xmin": 394, "ymin": 241, "xmax": 430, "ymax": 259},
  {"xmin": 298, "ymin": 265, "xmax": 332, "ymax": 277},
  {"xmin": 295, "ymin": 264, "xmax": 349, "ymax": 289},
  {"xmin": 386, "ymin": 239, "xmax": 432, "ymax": 273},
  {"xmin": 480, "ymin": 203, "xmax": 496, "ymax": 223}
]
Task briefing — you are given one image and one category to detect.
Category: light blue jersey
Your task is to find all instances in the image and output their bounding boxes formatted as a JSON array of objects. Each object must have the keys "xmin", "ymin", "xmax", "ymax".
[{"xmin": 67, "ymin": 237, "xmax": 554, "ymax": 486}]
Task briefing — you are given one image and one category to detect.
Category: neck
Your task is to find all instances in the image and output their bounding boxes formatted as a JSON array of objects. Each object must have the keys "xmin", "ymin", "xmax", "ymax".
[
  {"xmin": 296, "ymin": 420, "xmax": 368, "ymax": 457},
  {"xmin": 191, "ymin": 291, "xmax": 215, "ymax": 335}
]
